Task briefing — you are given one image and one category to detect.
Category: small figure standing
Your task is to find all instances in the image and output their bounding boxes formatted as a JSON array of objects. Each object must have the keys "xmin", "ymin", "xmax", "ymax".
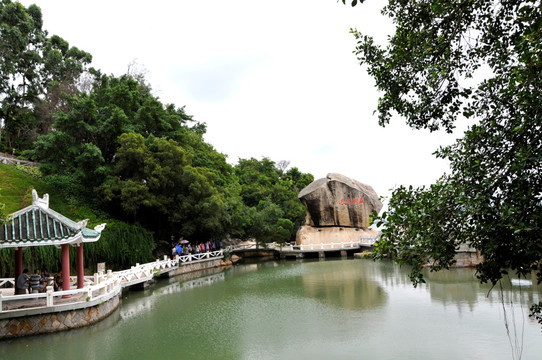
[
  {"xmin": 16, "ymin": 268, "xmax": 30, "ymax": 295},
  {"xmin": 42, "ymin": 268, "xmax": 52, "ymax": 288},
  {"xmin": 175, "ymin": 243, "xmax": 183, "ymax": 257},
  {"xmin": 54, "ymin": 270, "xmax": 63, "ymax": 291}
]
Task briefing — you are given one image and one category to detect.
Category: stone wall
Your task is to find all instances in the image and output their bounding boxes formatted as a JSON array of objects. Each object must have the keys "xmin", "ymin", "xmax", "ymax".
[
  {"xmin": 0, "ymin": 294, "xmax": 120, "ymax": 339},
  {"xmin": 169, "ymin": 258, "xmax": 230, "ymax": 277},
  {"xmin": 296, "ymin": 226, "xmax": 380, "ymax": 246},
  {"xmin": 453, "ymin": 251, "xmax": 483, "ymax": 267}
]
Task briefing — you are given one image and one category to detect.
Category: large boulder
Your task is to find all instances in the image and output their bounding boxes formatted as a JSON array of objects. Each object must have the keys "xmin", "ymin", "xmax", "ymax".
[{"xmin": 298, "ymin": 173, "xmax": 382, "ymax": 229}]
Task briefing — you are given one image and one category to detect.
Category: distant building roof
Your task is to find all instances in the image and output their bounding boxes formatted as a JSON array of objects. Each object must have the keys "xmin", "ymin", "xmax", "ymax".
[{"xmin": 0, "ymin": 190, "xmax": 106, "ymax": 249}]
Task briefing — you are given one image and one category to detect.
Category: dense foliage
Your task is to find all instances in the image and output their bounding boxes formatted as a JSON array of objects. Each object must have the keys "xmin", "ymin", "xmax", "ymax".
[
  {"xmin": 233, "ymin": 158, "xmax": 313, "ymax": 244},
  {"xmin": 345, "ymin": 0, "xmax": 541, "ymax": 325},
  {"xmin": 0, "ymin": 0, "xmax": 91, "ymax": 151},
  {"xmin": 0, "ymin": 0, "xmax": 313, "ymax": 272}
]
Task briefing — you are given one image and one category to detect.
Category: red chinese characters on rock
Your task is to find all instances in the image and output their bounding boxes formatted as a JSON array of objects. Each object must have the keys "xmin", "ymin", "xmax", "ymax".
[{"xmin": 339, "ymin": 197, "xmax": 364, "ymax": 205}]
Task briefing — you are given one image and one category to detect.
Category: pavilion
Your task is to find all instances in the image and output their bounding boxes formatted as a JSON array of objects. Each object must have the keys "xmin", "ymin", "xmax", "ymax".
[{"xmin": 0, "ymin": 190, "xmax": 106, "ymax": 295}]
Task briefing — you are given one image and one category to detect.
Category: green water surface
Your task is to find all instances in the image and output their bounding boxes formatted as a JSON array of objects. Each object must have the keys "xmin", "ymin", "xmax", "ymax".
[{"xmin": 2, "ymin": 259, "xmax": 541, "ymax": 360}]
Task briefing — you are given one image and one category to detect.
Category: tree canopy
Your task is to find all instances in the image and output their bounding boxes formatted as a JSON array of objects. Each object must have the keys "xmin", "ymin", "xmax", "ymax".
[
  {"xmin": 0, "ymin": 0, "xmax": 92, "ymax": 151},
  {"xmin": 233, "ymin": 158, "xmax": 313, "ymax": 244},
  {"xmin": 1, "ymin": 1, "xmax": 315, "ymax": 265},
  {"xmin": 345, "ymin": 0, "xmax": 541, "ymax": 325}
]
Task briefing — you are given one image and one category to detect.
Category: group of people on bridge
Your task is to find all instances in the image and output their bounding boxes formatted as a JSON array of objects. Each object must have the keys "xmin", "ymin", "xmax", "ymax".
[{"xmin": 171, "ymin": 237, "xmax": 222, "ymax": 258}]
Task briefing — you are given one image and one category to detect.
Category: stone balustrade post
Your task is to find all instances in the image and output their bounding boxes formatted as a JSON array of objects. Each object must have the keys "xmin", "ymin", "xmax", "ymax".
[
  {"xmin": 85, "ymin": 281, "xmax": 92, "ymax": 302},
  {"xmin": 99, "ymin": 273, "xmax": 106, "ymax": 296},
  {"xmin": 46, "ymin": 286, "xmax": 54, "ymax": 307},
  {"xmin": 107, "ymin": 270, "xmax": 113, "ymax": 292},
  {"xmin": 0, "ymin": 292, "xmax": 3, "ymax": 313}
]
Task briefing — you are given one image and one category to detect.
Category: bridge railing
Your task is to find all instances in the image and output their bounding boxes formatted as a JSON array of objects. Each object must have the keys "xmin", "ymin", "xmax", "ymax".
[
  {"xmin": 228, "ymin": 242, "xmax": 285, "ymax": 251},
  {"xmin": 114, "ymin": 255, "xmax": 175, "ymax": 285},
  {"xmin": 360, "ymin": 234, "xmax": 381, "ymax": 247},
  {"xmin": 114, "ymin": 251, "xmax": 225, "ymax": 286},
  {"xmin": 0, "ymin": 271, "xmax": 121, "ymax": 314},
  {"xmin": 176, "ymin": 250, "xmax": 224, "ymax": 264},
  {"xmin": 278, "ymin": 241, "xmax": 361, "ymax": 251}
]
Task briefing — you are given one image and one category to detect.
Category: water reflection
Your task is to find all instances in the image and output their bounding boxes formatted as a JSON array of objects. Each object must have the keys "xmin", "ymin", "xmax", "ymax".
[
  {"xmin": 424, "ymin": 268, "xmax": 542, "ymax": 314},
  {"xmin": 301, "ymin": 260, "xmax": 387, "ymax": 310},
  {"xmin": 1, "ymin": 259, "xmax": 542, "ymax": 360},
  {"xmin": 120, "ymin": 270, "xmax": 226, "ymax": 320}
]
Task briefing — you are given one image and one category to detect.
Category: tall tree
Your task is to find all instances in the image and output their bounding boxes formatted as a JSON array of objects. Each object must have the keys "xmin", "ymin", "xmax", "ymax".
[
  {"xmin": 233, "ymin": 157, "xmax": 311, "ymax": 244},
  {"xmin": 103, "ymin": 132, "xmax": 227, "ymax": 241},
  {"xmin": 24, "ymin": 73, "xmax": 196, "ymax": 194},
  {"xmin": 344, "ymin": 0, "xmax": 542, "ymax": 326},
  {"xmin": 0, "ymin": 0, "xmax": 91, "ymax": 151}
]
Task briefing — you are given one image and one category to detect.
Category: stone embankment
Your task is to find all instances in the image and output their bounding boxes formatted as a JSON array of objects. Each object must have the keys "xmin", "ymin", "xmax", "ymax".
[
  {"xmin": 1, "ymin": 255, "xmax": 231, "ymax": 339},
  {"xmin": 0, "ymin": 295, "xmax": 119, "ymax": 338}
]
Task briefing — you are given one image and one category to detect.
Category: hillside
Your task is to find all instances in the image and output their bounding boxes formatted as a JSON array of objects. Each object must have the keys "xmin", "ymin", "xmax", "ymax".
[
  {"xmin": 0, "ymin": 163, "xmax": 104, "ymax": 226},
  {"xmin": 0, "ymin": 163, "xmax": 158, "ymax": 276}
]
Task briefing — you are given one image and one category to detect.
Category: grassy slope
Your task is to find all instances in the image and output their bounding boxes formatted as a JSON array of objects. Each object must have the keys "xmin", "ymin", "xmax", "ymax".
[
  {"xmin": 0, "ymin": 164, "xmax": 157, "ymax": 276},
  {"xmin": 0, "ymin": 163, "xmax": 105, "ymax": 225}
]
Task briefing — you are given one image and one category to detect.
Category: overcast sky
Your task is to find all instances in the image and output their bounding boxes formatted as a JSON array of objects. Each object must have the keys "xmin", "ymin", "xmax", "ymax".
[{"xmin": 21, "ymin": 0, "xmax": 465, "ymax": 201}]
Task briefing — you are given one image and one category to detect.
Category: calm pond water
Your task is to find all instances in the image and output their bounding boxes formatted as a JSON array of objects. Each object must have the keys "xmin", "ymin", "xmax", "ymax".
[{"xmin": 2, "ymin": 259, "xmax": 542, "ymax": 360}]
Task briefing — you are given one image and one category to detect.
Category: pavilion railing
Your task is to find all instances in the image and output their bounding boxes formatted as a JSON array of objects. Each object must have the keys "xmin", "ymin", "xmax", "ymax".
[
  {"xmin": 0, "ymin": 270, "xmax": 121, "ymax": 314},
  {"xmin": 0, "ymin": 279, "xmax": 15, "ymax": 288}
]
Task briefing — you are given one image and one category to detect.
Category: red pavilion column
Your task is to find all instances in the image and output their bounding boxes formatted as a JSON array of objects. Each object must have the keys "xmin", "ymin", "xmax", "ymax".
[
  {"xmin": 61, "ymin": 244, "xmax": 71, "ymax": 298},
  {"xmin": 15, "ymin": 247, "xmax": 23, "ymax": 280},
  {"xmin": 77, "ymin": 243, "xmax": 84, "ymax": 289}
]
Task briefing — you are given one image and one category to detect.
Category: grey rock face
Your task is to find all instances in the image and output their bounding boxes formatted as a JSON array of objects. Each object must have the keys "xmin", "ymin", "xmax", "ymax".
[{"xmin": 298, "ymin": 173, "xmax": 382, "ymax": 229}]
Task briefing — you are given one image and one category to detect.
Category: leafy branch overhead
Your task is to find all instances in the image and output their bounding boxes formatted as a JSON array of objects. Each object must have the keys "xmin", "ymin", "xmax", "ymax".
[{"xmin": 347, "ymin": 0, "xmax": 542, "ymax": 325}]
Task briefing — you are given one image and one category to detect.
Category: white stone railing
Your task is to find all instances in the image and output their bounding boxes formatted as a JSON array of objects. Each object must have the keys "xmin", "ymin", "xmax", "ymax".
[
  {"xmin": 229, "ymin": 243, "xmax": 258, "ymax": 250},
  {"xmin": 176, "ymin": 250, "xmax": 224, "ymax": 264},
  {"xmin": 0, "ymin": 270, "xmax": 121, "ymax": 314},
  {"xmin": 360, "ymin": 234, "xmax": 381, "ymax": 246},
  {"xmin": 0, "ymin": 279, "xmax": 15, "ymax": 288},
  {"xmin": 280, "ymin": 241, "xmax": 361, "ymax": 251},
  {"xmin": 0, "ymin": 154, "xmax": 39, "ymax": 167},
  {"xmin": 114, "ymin": 251, "xmax": 225, "ymax": 286},
  {"xmin": 0, "ymin": 250, "xmax": 226, "ymax": 313},
  {"xmin": 229, "ymin": 242, "xmax": 288, "ymax": 251},
  {"xmin": 115, "ymin": 255, "xmax": 175, "ymax": 285}
]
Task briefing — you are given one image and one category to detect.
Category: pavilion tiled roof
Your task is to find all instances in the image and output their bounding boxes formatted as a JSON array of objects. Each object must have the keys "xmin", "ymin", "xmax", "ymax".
[{"xmin": 0, "ymin": 190, "xmax": 105, "ymax": 248}]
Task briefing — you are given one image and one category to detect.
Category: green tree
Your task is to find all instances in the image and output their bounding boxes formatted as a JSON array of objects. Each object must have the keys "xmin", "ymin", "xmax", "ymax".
[
  {"xmin": 103, "ymin": 132, "xmax": 227, "ymax": 241},
  {"xmin": 0, "ymin": 0, "xmax": 91, "ymax": 151},
  {"xmin": 345, "ymin": 0, "xmax": 541, "ymax": 326},
  {"xmin": 251, "ymin": 200, "xmax": 293, "ymax": 244},
  {"xmin": 233, "ymin": 158, "xmax": 311, "ymax": 244},
  {"xmin": 24, "ymin": 73, "xmax": 196, "ymax": 196}
]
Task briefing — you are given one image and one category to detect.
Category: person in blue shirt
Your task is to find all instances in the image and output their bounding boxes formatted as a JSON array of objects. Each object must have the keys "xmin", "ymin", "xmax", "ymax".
[{"xmin": 175, "ymin": 244, "xmax": 183, "ymax": 256}]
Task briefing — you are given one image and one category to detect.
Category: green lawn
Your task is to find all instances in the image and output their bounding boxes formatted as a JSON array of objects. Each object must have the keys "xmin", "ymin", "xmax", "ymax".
[{"xmin": 0, "ymin": 164, "xmax": 105, "ymax": 226}]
